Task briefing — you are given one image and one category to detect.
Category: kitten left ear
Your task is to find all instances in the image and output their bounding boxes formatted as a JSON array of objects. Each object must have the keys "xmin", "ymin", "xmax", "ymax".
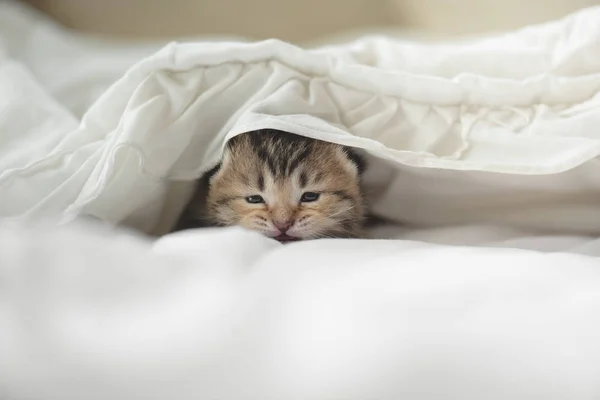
[
  {"xmin": 203, "ymin": 162, "xmax": 222, "ymax": 185},
  {"xmin": 343, "ymin": 147, "xmax": 366, "ymax": 175}
]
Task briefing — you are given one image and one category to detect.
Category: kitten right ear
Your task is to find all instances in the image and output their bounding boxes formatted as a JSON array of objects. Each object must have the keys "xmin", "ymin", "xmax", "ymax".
[{"xmin": 343, "ymin": 147, "xmax": 366, "ymax": 175}]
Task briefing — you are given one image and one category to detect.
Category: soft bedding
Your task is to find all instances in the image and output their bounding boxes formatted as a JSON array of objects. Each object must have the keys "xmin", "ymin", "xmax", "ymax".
[
  {"xmin": 2, "ymin": 221, "xmax": 600, "ymax": 400},
  {"xmin": 1, "ymin": 1, "xmax": 600, "ymax": 399},
  {"xmin": 1, "ymin": 2, "xmax": 600, "ymax": 234}
]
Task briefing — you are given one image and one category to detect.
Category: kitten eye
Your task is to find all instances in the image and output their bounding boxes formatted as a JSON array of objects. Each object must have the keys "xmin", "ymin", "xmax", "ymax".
[
  {"xmin": 300, "ymin": 192, "xmax": 320, "ymax": 202},
  {"xmin": 245, "ymin": 195, "xmax": 265, "ymax": 204}
]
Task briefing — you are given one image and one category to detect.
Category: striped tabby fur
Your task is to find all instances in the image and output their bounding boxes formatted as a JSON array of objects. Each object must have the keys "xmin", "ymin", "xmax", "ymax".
[{"xmin": 177, "ymin": 129, "xmax": 366, "ymax": 240}]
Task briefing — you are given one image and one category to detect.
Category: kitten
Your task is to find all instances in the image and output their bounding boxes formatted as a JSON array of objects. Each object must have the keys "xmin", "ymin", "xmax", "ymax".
[{"xmin": 176, "ymin": 129, "xmax": 366, "ymax": 241}]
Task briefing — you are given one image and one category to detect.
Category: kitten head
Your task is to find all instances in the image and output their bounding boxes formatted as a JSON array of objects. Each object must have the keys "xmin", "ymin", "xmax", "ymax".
[{"xmin": 205, "ymin": 129, "xmax": 365, "ymax": 241}]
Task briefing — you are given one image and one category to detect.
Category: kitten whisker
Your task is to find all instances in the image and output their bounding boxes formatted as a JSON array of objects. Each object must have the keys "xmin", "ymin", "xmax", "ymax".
[{"xmin": 326, "ymin": 205, "xmax": 355, "ymax": 219}]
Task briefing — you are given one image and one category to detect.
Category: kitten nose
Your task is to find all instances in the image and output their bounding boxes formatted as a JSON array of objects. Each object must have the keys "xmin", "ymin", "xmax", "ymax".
[{"xmin": 274, "ymin": 220, "xmax": 293, "ymax": 232}]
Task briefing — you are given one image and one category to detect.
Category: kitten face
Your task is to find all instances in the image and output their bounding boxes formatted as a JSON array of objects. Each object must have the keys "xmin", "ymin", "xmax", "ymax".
[{"xmin": 204, "ymin": 130, "xmax": 365, "ymax": 241}]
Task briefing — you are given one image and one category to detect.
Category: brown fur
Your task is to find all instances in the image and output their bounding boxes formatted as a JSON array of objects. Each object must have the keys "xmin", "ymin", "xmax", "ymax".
[{"xmin": 177, "ymin": 129, "xmax": 366, "ymax": 240}]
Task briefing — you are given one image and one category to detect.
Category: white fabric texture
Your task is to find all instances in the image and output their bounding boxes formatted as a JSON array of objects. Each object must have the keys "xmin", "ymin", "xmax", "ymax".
[
  {"xmin": 0, "ymin": 2, "xmax": 600, "ymax": 234},
  {"xmin": 2, "ymin": 2, "xmax": 600, "ymax": 399},
  {"xmin": 1, "ymin": 221, "xmax": 600, "ymax": 400}
]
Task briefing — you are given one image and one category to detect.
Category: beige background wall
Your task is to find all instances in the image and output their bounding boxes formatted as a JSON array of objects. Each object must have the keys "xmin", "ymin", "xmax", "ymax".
[{"xmin": 24, "ymin": 0, "xmax": 600, "ymax": 42}]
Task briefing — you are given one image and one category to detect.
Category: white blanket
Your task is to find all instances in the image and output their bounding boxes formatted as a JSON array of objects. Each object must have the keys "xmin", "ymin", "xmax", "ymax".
[
  {"xmin": 1, "ymin": 1, "xmax": 600, "ymax": 234},
  {"xmin": 1, "ymin": 221, "xmax": 600, "ymax": 400},
  {"xmin": 1, "ymin": 2, "xmax": 600, "ymax": 399}
]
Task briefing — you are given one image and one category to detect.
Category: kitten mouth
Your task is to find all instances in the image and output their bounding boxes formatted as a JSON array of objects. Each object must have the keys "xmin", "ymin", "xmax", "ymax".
[{"xmin": 274, "ymin": 234, "xmax": 300, "ymax": 243}]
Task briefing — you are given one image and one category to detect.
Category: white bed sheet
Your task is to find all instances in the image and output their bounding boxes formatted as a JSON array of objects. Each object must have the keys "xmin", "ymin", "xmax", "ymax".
[{"xmin": 1, "ymin": 221, "xmax": 600, "ymax": 400}]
